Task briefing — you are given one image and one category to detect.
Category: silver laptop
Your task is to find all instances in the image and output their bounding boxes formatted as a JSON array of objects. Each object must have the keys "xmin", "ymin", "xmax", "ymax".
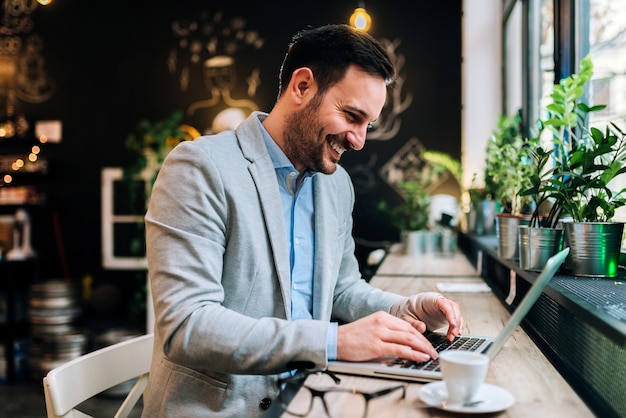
[{"xmin": 327, "ymin": 247, "xmax": 569, "ymax": 382}]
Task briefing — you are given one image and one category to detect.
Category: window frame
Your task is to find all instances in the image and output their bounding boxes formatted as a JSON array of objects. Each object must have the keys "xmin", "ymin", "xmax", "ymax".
[{"xmin": 101, "ymin": 167, "xmax": 148, "ymax": 270}]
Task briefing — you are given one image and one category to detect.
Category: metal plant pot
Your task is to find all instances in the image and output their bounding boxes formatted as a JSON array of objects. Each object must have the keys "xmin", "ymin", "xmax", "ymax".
[
  {"xmin": 563, "ymin": 221, "xmax": 624, "ymax": 277},
  {"xmin": 518, "ymin": 226, "xmax": 564, "ymax": 271},
  {"xmin": 402, "ymin": 230, "xmax": 438, "ymax": 256},
  {"xmin": 496, "ymin": 213, "xmax": 531, "ymax": 260}
]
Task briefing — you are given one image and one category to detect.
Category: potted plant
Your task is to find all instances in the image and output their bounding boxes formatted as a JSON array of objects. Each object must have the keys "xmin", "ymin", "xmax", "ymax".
[
  {"xmin": 378, "ymin": 150, "xmax": 458, "ymax": 255},
  {"xmin": 484, "ymin": 111, "xmax": 536, "ymax": 259},
  {"xmin": 520, "ymin": 56, "xmax": 604, "ymax": 228},
  {"xmin": 378, "ymin": 173, "xmax": 433, "ymax": 256},
  {"xmin": 557, "ymin": 121, "xmax": 626, "ymax": 277},
  {"xmin": 520, "ymin": 55, "xmax": 626, "ymax": 276},
  {"xmin": 464, "ymin": 174, "xmax": 494, "ymax": 236},
  {"xmin": 513, "ymin": 139, "xmax": 562, "ymax": 270},
  {"xmin": 484, "ymin": 112, "xmax": 536, "ymax": 215}
]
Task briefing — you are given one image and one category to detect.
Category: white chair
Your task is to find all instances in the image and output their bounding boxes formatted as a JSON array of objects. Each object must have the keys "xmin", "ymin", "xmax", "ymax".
[{"xmin": 43, "ymin": 333, "xmax": 154, "ymax": 418}]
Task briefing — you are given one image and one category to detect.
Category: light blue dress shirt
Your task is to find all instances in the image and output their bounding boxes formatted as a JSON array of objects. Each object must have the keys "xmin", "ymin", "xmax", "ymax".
[{"xmin": 258, "ymin": 121, "xmax": 338, "ymax": 361}]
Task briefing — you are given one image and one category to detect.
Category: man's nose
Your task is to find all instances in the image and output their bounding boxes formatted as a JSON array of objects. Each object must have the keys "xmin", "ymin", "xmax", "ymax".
[{"xmin": 349, "ymin": 125, "xmax": 368, "ymax": 151}]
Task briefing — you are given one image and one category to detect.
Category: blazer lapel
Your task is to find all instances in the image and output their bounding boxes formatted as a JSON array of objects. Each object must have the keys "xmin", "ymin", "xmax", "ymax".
[
  {"xmin": 237, "ymin": 114, "xmax": 293, "ymax": 318},
  {"xmin": 312, "ymin": 175, "xmax": 339, "ymax": 319}
]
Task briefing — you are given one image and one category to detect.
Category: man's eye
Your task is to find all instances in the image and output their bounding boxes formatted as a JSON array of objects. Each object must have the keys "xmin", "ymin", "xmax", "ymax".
[{"xmin": 345, "ymin": 112, "xmax": 359, "ymax": 123}]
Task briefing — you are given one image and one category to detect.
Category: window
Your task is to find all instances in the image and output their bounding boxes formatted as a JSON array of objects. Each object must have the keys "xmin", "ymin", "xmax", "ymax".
[
  {"xmin": 101, "ymin": 168, "xmax": 148, "ymax": 269},
  {"xmin": 503, "ymin": 0, "xmax": 626, "ymax": 223},
  {"xmin": 539, "ymin": 0, "xmax": 554, "ymax": 126},
  {"xmin": 503, "ymin": 0, "xmax": 524, "ymax": 116},
  {"xmin": 579, "ymin": 0, "xmax": 626, "ymax": 222},
  {"xmin": 579, "ymin": 0, "xmax": 626, "ymax": 131}
]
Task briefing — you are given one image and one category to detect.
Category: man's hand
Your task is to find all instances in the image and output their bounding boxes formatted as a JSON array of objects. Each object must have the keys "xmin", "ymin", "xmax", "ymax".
[
  {"xmin": 435, "ymin": 296, "xmax": 464, "ymax": 341},
  {"xmin": 336, "ymin": 311, "xmax": 438, "ymax": 363},
  {"xmin": 389, "ymin": 292, "xmax": 464, "ymax": 342}
]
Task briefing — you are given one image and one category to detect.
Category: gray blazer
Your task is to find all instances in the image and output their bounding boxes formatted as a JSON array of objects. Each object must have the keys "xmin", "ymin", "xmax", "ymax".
[{"xmin": 142, "ymin": 112, "xmax": 402, "ymax": 417}]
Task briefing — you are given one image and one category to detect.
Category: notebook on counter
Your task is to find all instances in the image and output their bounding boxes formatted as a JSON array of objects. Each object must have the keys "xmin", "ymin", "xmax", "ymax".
[{"xmin": 327, "ymin": 248, "xmax": 569, "ymax": 382}]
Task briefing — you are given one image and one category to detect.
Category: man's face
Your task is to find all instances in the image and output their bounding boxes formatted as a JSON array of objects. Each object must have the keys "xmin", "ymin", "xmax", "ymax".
[{"xmin": 283, "ymin": 65, "xmax": 387, "ymax": 174}]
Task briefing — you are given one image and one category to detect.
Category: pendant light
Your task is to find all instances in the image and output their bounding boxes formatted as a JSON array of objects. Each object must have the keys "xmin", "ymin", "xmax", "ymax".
[{"xmin": 349, "ymin": 1, "xmax": 372, "ymax": 32}]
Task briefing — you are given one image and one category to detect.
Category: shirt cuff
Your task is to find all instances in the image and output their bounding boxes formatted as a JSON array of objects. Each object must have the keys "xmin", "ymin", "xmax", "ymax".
[{"xmin": 327, "ymin": 322, "xmax": 338, "ymax": 361}]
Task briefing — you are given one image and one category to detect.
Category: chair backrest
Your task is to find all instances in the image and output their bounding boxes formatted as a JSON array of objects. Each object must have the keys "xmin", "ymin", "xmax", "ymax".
[{"xmin": 43, "ymin": 333, "xmax": 154, "ymax": 418}]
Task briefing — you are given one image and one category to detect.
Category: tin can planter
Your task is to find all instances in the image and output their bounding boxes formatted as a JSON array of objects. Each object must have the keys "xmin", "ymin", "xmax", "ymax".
[
  {"xmin": 496, "ymin": 213, "xmax": 531, "ymax": 260},
  {"xmin": 518, "ymin": 226, "xmax": 563, "ymax": 271},
  {"xmin": 402, "ymin": 230, "xmax": 439, "ymax": 256},
  {"xmin": 402, "ymin": 230, "xmax": 423, "ymax": 255},
  {"xmin": 481, "ymin": 199, "xmax": 497, "ymax": 235},
  {"xmin": 468, "ymin": 199, "xmax": 496, "ymax": 235},
  {"xmin": 563, "ymin": 221, "xmax": 624, "ymax": 277}
]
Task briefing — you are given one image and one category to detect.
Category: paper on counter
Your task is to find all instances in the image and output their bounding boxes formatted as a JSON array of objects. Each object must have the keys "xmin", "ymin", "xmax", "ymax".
[{"xmin": 436, "ymin": 282, "xmax": 492, "ymax": 293}]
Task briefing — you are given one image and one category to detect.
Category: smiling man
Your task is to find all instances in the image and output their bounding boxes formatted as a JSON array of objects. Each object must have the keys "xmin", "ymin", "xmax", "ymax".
[{"xmin": 143, "ymin": 24, "xmax": 464, "ymax": 417}]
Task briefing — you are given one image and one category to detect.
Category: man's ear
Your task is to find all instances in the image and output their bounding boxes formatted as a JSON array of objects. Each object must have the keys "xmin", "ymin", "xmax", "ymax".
[{"xmin": 288, "ymin": 67, "xmax": 317, "ymax": 104}]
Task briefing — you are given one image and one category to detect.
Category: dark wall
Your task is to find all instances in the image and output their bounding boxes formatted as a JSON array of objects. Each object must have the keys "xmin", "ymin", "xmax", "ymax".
[{"xmin": 11, "ymin": 0, "xmax": 461, "ymax": 318}]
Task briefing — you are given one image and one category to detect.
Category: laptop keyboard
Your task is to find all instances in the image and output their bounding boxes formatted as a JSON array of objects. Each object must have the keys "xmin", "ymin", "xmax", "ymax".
[{"xmin": 386, "ymin": 334, "xmax": 488, "ymax": 372}]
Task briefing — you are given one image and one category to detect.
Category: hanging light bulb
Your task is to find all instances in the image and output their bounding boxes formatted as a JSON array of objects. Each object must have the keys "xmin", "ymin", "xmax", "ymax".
[{"xmin": 349, "ymin": 2, "xmax": 372, "ymax": 32}]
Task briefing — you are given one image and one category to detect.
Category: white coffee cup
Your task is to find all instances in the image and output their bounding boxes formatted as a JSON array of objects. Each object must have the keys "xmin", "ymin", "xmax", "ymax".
[{"xmin": 439, "ymin": 350, "xmax": 489, "ymax": 405}]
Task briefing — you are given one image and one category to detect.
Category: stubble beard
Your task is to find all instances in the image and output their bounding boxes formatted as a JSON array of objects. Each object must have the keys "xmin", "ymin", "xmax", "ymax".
[{"xmin": 283, "ymin": 95, "xmax": 338, "ymax": 175}]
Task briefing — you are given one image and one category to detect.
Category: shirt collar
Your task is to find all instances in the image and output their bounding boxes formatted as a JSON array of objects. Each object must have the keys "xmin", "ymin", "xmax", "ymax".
[{"xmin": 255, "ymin": 115, "xmax": 316, "ymax": 179}]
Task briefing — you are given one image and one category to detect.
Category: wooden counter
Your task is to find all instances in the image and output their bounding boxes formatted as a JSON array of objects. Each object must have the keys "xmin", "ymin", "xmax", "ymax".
[
  {"xmin": 273, "ymin": 251, "xmax": 596, "ymax": 417},
  {"xmin": 375, "ymin": 251, "xmax": 478, "ymax": 277}
]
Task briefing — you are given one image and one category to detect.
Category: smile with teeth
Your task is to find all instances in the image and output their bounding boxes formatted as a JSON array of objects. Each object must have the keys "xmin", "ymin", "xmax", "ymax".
[{"xmin": 330, "ymin": 140, "xmax": 346, "ymax": 156}]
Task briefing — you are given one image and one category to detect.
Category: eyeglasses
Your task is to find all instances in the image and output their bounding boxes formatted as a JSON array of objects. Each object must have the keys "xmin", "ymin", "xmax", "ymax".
[{"xmin": 277, "ymin": 369, "xmax": 406, "ymax": 418}]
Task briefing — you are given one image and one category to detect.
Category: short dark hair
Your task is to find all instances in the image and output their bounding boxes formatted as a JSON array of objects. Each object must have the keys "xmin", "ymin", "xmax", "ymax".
[{"xmin": 277, "ymin": 24, "xmax": 396, "ymax": 99}]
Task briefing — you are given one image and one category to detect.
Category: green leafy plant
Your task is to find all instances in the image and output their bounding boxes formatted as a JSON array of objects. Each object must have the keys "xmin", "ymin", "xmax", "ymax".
[
  {"xmin": 484, "ymin": 112, "xmax": 536, "ymax": 215},
  {"xmin": 123, "ymin": 110, "xmax": 188, "ymax": 187},
  {"xmin": 520, "ymin": 142, "xmax": 555, "ymax": 227},
  {"xmin": 520, "ymin": 55, "xmax": 626, "ymax": 227},
  {"xmin": 421, "ymin": 149, "xmax": 462, "ymax": 187},
  {"xmin": 122, "ymin": 110, "xmax": 199, "ymax": 208},
  {"xmin": 120, "ymin": 111, "xmax": 200, "ymax": 318},
  {"xmin": 554, "ymin": 123, "xmax": 626, "ymax": 222},
  {"xmin": 378, "ymin": 177, "xmax": 432, "ymax": 231},
  {"xmin": 466, "ymin": 173, "xmax": 487, "ymax": 209}
]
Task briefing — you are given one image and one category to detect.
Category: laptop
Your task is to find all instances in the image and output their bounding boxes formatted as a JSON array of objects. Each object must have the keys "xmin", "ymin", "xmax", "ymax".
[{"xmin": 327, "ymin": 247, "xmax": 569, "ymax": 382}]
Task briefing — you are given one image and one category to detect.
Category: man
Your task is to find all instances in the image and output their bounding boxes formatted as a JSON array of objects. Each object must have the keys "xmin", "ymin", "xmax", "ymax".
[{"xmin": 142, "ymin": 24, "xmax": 464, "ymax": 417}]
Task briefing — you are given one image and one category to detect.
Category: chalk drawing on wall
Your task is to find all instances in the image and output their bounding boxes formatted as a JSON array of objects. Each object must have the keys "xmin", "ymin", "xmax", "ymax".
[
  {"xmin": 347, "ymin": 153, "xmax": 379, "ymax": 192},
  {"xmin": 366, "ymin": 38, "xmax": 412, "ymax": 142},
  {"xmin": 344, "ymin": 37, "xmax": 412, "ymax": 194},
  {"xmin": 168, "ymin": 10, "xmax": 263, "ymax": 134}
]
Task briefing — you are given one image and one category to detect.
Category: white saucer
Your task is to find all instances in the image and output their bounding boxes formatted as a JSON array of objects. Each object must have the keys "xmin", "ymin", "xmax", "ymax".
[{"xmin": 418, "ymin": 381, "xmax": 515, "ymax": 414}]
